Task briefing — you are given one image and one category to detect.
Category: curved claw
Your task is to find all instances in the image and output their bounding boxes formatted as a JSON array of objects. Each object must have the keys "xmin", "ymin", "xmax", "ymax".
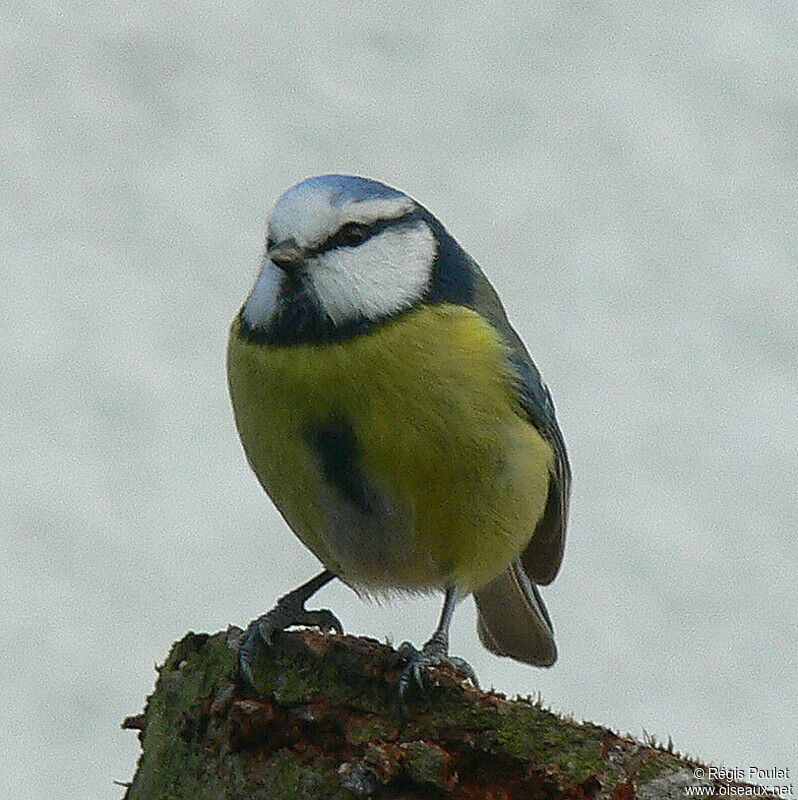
[
  {"xmin": 238, "ymin": 605, "xmax": 344, "ymax": 689},
  {"xmin": 395, "ymin": 640, "xmax": 479, "ymax": 710},
  {"xmin": 445, "ymin": 656, "xmax": 480, "ymax": 689},
  {"xmin": 255, "ymin": 606, "xmax": 343, "ymax": 645},
  {"xmin": 290, "ymin": 608, "xmax": 344, "ymax": 637},
  {"xmin": 238, "ymin": 623, "xmax": 262, "ymax": 688},
  {"xmin": 396, "ymin": 642, "xmax": 426, "ymax": 700}
]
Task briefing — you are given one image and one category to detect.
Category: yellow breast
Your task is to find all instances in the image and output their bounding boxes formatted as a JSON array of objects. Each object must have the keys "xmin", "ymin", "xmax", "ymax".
[{"xmin": 226, "ymin": 304, "xmax": 554, "ymax": 593}]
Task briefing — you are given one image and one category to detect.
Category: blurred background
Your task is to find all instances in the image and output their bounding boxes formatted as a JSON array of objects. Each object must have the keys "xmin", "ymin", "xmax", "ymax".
[{"xmin": 1, "ymin": 2, "xmax": 795, "ymax": 798}]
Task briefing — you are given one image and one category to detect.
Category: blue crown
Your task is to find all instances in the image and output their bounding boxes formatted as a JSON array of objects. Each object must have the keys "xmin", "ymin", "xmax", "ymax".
[{"xmin": 288, "ymin": 174, "xmax": 407, "ymax": 206}]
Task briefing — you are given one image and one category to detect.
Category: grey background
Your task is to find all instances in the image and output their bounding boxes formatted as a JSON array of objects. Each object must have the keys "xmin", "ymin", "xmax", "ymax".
[{"xmin": 1, "ymin": 3, "xmax": 796, "ymax": 798}]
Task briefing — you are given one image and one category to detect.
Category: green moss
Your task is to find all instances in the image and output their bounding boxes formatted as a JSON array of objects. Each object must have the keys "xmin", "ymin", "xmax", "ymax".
[
  {"xmin": 248, "ymin": 642, "xmax": 393, "ymax": 713},
  {"xmin": 344, "ymin": 716, "xmax": 398, "ymax": 746},
  {"xmin": 127, "ymin": 632, "xmax": 238, "ymax": 800},
  {"xmin": 127, "ymin": 632, "xmax": 359, "ymax": 799},
  {"xmin": 406, "ymin": 691, "xmax": 614, "ymax": 787},
  {"xmin": 638, "ymin": 752, "xmax": 685, "ymax": 786},
  {"xmin": 252, "ymin": 751, "xmax": 352, "ymax": 800},
  {"xmin": 400, "ymin": 741, "xmax": 450, "ymax": 787},
  {"xmin": 127, "ymin": 630, "xmax": 709, "ymax": 799},
  {"xmin": 496, "ymin": 710, "xmax": 609, "ymax": 783}
]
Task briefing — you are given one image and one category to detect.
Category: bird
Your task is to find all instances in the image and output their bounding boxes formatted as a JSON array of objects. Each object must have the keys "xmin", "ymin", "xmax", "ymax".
[{"xmin": 226, "ymin": 174, "xmax": 570, "ymax": 699}]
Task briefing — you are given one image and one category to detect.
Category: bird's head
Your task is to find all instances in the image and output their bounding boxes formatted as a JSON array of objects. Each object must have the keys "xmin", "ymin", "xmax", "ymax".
[{"xmin": 241, "ymin": 175, "xmax": 471, "ymax": 344}]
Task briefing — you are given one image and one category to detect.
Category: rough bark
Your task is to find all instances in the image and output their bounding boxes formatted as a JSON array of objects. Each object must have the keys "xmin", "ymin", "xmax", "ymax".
[{"xmin": 122, "ymin": 629, "xmax": 778, "ymax": 799}]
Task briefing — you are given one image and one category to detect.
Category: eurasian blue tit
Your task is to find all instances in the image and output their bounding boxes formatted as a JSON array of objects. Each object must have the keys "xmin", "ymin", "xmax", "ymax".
[{"xmin": 227, "ymin": 175, "xmax": 571, "ymax": 696}]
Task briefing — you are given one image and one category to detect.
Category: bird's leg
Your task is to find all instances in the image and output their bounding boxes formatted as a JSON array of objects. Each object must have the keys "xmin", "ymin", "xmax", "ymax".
[
  {"xmin": 397, "ymin": 586, "xmax": 479, "ymax": 704},
  {"xmin": 238, "ymin": 569, "xmax": 343, "ymax": 687}
]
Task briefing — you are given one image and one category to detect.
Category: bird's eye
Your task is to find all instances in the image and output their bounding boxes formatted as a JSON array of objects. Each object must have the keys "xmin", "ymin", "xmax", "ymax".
[{"xmin": 336, "ymin": 222, "xmax": 371, "ymax": 248}]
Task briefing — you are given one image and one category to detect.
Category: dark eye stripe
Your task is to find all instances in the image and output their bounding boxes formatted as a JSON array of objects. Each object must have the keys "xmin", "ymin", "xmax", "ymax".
[
  {"xmin": 323, "ymin": 221, "xmax": 371, "ymax": 250},
  {"xmin": 308, "ymin": 211, "xmax": 419, "ymax": 257}
]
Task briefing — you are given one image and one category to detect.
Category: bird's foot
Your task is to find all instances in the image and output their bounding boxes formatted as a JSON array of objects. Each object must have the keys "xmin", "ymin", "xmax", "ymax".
[
  {"xmin": 395, "ymin": 636, "xmax": 479, "ymax": 708},
  {"xmin": 238, "ymin": 601, "xmax": 343, "ymax": 688}
]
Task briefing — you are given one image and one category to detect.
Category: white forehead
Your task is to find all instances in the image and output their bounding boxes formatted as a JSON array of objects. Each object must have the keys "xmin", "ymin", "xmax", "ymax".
[{"xmin": 268, "ymin": 176, "xmax": 415, "ymax": 248}]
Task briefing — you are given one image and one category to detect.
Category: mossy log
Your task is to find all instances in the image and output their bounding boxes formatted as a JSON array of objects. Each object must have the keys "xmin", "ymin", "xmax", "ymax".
[{"xmin": 122, "ymin": 629, "xmax": 777, "ymax": 799}]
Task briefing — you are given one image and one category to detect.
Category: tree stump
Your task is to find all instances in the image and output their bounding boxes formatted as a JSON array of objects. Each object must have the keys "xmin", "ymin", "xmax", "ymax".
[{"xmin": 122, "ymin": 628, "xmax": 778, "ymax": 799}]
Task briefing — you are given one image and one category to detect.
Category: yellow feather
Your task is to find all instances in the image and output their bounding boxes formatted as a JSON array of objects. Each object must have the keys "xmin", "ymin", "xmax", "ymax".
[{"xmin": 227, "ymin": 304, "xmax": 553, "ymax": 593}]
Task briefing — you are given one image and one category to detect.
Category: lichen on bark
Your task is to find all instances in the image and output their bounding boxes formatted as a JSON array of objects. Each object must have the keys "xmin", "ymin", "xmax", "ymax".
[{"xmin": 123, "ymin": 629, "xmax": 778, "ymax": 799}]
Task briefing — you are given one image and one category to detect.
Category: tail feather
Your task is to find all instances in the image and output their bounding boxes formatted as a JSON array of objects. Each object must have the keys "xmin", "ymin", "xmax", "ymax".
[{"xmin": 473, "ymin": 558, "xmax": 557, "ymax": 667}]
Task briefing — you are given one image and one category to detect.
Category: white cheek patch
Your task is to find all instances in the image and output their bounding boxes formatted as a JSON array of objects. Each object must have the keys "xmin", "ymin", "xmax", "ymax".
[
  {"xmin": 242, "ymin": 260, "xmax": 282, "ymax": 329},
  {"xmin": 310, "ymin": 223, "xmax": 436, "ymax": 324}
]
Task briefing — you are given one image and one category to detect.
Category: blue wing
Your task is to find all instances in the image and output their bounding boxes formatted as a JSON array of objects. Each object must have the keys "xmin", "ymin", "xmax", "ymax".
[{"xmin": 506, "ymin": 349, "xmax": 571, "ymax": 584}]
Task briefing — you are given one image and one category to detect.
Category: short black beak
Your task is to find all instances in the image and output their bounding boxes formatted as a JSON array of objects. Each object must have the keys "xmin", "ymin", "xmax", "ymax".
[{"xmin": 268, "ymin": 239, "xmax": 304, "ymax": 278}]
